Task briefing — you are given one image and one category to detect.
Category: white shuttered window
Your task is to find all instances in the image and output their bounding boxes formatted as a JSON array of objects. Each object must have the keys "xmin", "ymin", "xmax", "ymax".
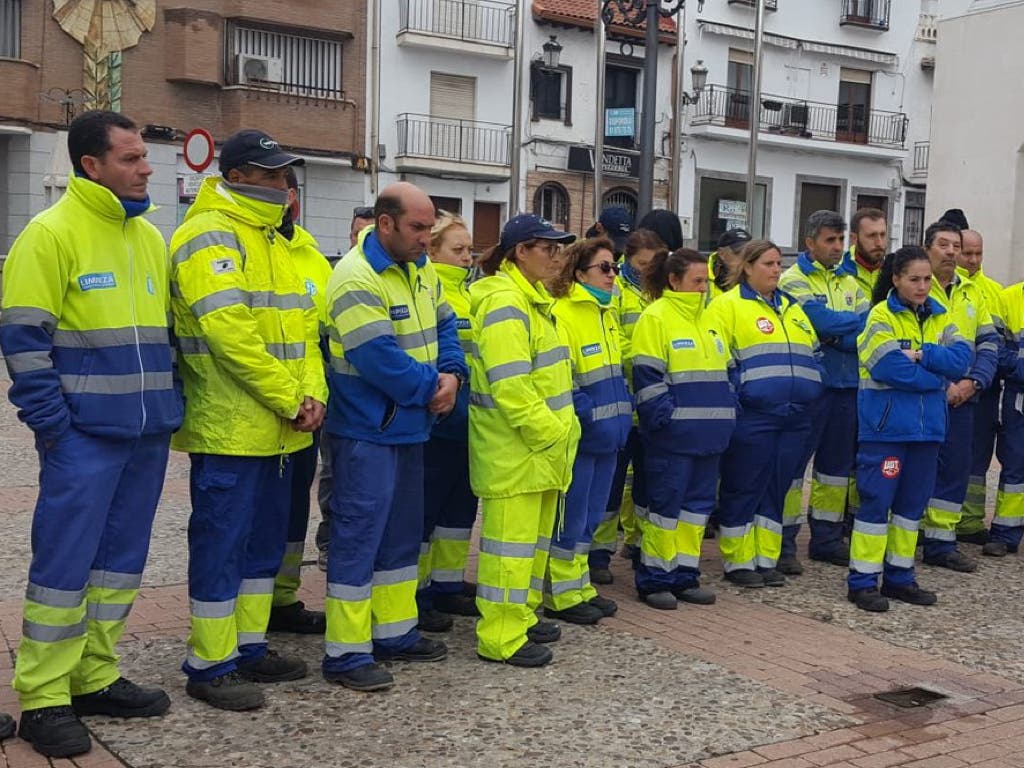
[{"xmin": 230, "ymin": 24, "xmax": 343, "ymax": 99}]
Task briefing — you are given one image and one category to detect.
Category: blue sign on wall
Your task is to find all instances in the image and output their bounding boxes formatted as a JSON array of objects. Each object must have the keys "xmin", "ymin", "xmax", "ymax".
[{"xmin": 605, "ymin": 108, "xmax": 635, "ymax": 138}]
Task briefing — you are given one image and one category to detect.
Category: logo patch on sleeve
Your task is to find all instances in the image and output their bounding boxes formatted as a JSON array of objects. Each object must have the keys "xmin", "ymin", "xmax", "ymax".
[
  {"xmin": 456, "ymin": 317, "xmax": 471, "ymax": 330},
  {"xmin": 211, "ymin": 257, "xmax": 237, "ymax": 274},
  {"xmin": 304, "ymin": 278, "xmax": 317, "ymax": 297},
  {"xmin": 78, "ymin": 272, "xmax": 117, "ymax": 291},
  {"xmin": 671, "ymin": 338, "xmax": 696, "ymax": 350},
  {"xmin": 389, "ymin": 305, "xmax": 411, "ymax": 321},
  {"xmin": 581, "ymin": 343, "xmax": 603, "ymax": 356},
  {"xmin": 881, "ymin": 456, "xmax": 902, "ymax": 479}
]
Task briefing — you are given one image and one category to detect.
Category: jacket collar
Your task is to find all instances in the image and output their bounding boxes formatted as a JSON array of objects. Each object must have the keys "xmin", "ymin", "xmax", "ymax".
[
  {"xmin": 887, "ymin": 290, "xmax": 947, "ymax": 318},
  {"xmin": 739, "ymin": 280, "xmax": 790, "ymax": 311},
  {"xmin": 66, "ymin": 174, "xmax": 153, "ymax": 222},
  {"xmin": 500, "ymin": 259, "xmax": 554, "ymax": 309},
  {"xmin": 662, "ymin": 288, "xmax": 705, "ymax": 319},
  {"xmin": 361, "ymin": 226, "xmax": 427, "ymax": 274},
  {"xmin": 433, "ymin": 261, "xmax": 470, "ymax": 286}
]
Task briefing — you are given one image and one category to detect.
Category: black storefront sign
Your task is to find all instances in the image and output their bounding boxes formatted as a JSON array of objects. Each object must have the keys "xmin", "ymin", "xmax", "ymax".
[{"xmin": 567, "ymin": 145, "xmax": 639, "ymax": 179}]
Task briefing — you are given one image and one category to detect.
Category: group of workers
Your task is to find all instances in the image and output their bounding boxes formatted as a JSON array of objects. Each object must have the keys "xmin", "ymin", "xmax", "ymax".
[{"xmin": 1, "ymin": 111, "xmax": 1021, "ymax": 759}]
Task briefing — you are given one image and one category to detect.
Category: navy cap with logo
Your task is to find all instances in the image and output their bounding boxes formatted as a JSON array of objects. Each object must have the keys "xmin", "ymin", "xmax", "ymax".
[
  {"xmin": 499, "ymin": 214, "xmax": 576, "ymax": 253},
  {"xmin": 717, "ymin": 227, "xmax": 752, "ymax": 250},
  {"xmin": 598, "ymin": 206, "xmax": 634, "ymax": 253},
  {"xmin": 219, "ymin": 129, "xmax": 305, "ymax": 175}
]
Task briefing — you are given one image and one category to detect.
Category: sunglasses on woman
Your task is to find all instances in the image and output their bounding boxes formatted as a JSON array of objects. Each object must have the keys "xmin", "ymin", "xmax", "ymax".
[{"xmin": 582, "ymin": 261, "xmax": 621, "ymax": 275}]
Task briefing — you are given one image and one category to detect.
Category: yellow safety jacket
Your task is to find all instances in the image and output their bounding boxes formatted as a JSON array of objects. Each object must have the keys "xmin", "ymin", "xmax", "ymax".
[
  {"xmin": 958, "ymin": 266, "xmax": 1005, "ymax": 335},
  {"xmin": 840, "ymin": 246, "xmax": 882, "ymax": 301},
  {"xmin": 0, "ymin": 174, "xmax": 181, "ymax": 440},
  {"xmin": 930, "ymin": 273, "xmax": 999, "ymax": 391},
  {"xmin": 432, "ymin": 262, "xmax": 473, "ymax": 441},
  {"xmin": 170, "ymin": 178, "xmax": 326, "ymax": 456},
  {"xmin": 287, "ymin": 224, "xmax": 333, "ymax": 336},
  {"xmin": 468, "ymin": 260, "xmax": 581, "ymax": 498}
]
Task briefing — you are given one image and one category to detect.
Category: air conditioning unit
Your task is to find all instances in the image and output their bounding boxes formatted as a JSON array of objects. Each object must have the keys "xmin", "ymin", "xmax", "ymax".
[{"xmin": 236, "ymin": 54, "xmax": 283, "ymax": 86}]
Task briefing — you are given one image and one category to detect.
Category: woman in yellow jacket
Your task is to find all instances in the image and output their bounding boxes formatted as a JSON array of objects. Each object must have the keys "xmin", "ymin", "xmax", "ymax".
[
  {"xmin": 545, "ymin": 238, "xmax": 632, "ymax": 624},
  {"xmin": 469, "ymin": 214, "xmax": 580, "ymax": 668}
]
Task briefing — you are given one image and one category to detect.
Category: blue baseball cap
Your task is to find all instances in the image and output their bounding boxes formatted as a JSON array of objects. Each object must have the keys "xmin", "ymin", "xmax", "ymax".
[
  {"xmin": 598, "ymin": 206, "xmax": 634, "ymax": 252},
  {"xmin": 499, "ymin": 214, "xmax": 576, "ymax": 253}
]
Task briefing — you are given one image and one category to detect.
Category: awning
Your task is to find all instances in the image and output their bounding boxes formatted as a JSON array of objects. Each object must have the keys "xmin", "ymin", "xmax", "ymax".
[{"xmin": 697, "ymin": 20, "xmax": 899, "ymax": 66}]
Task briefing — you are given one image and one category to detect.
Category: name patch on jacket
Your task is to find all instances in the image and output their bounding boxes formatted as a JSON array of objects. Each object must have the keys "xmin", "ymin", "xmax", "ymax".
[
  {"xmin": 78, "ymin": 272, "xmax": 117, "ymax": 291},
  {"xmin": 212, "ymin": 257, "xmax": 237, "ymax": 274},
  {"xmin": 390, "ymin": 305, "xmax": 411, "ymax": 321},
  {"xmin": 898, "ymin": 339, "xmax": 912, "ymax": 350},
  {"xmin": 671, "ymin": 338, "xmax": 696, "ymax": 350},
  {"xmin": 456, "ymin": 318, "xmax": 471, "ymax": 330},
  {"xmin": 581, "ymin": 343, "xmax": 603, "ymax": 357}
]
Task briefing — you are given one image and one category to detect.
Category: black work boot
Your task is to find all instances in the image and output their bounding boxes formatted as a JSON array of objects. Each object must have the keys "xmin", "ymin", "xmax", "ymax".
[
  {"xmin": 376, "ymin": 637, "xmax": 448, "ymax": 662},
  {"xmin": 588, "ymin": 595, "xmax": 618, "ymax": 616},
  {"xmin": 433, "ymin": 592, "xmax": 480, "ymax": 616},
  {"xmin": 526, "ymin": 620, "xmax": 561, "ymax": 643},
  {"xmin": 957, "ymin": 529, "xmax": 989, "ymax": 545},
  {"xmin": 776, "ymin": 554, "xmax": 804, "ymax": 575},
  {"xmin": 416, "ymin": 608, "xmax": 453, "ymax": 633},
  {"xmin": 673, "ymin": 585, "xmax": 716, "ymax": 605},
  {"xmin": 848, "ymin": 587, "xmax": 889, "ymax": 612},
  {"xmin": 186, "ymin": 670, "xmax": 265, "ymax": 711},
  {"xmin": 478, "ymin": 641, "xmax": 552, "ymax": 668},
  {"xmin": 724, "ymin": 569, "xmax": 765, "ymax": 588},
  {"xmin": 324, "ymin": 662, "xmax": 394, "ymax": 692},
  {"xmin": 236, "ymin": 649, "xmax": 308, "ymax": 682},
  {"xmin": 18, "ymin": 706, "xmax": 90, "ymax": 757},
  {"xmin": 589, "ymin": 567, "xmax": 613, "ymax": 585},
  {"xmin": 983, "ymin": 540, "xmax": 1009, "ymax": 557},
  {"xmin": 641, "ymin": 591, "xmax": 678, "ymax": 610},
  {"xmin": 0, "ymin": 713, "xmax": 13, "ymax": 740},
  {"xmin": 757, "ymin": 568, "xmax": 787, "ymax": 587},
  {"xmin": 543, "ymin": 602, "xmax": 603, "ymax": 624},
  {"xmin": 923, "ymin": 550, "xmax": 977, "ymax": 573},
  {"xmin": 268, "ymin": 601, "xmax": 326, "ymax": 634},
  {"xmin": 881, "ymin": 581, "xmax": 937, "ymax": 606},
  {"xmin": 71, "ymin": 677, "xmax": 171, "ymax": 718}
]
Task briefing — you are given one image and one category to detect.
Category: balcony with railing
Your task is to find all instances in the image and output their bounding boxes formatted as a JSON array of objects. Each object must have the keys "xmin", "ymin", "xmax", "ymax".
[
  {"xmin": 840, "ymin": 0, "xmax": 891, "ymax": 31},
  {"xmin": 395, "ymin": 113, "xmax": 512, "ymax": 179},
  {"xmin": 397, "ymin": 0, "xmax": 516, "ymax": 59},
  {"xmin": 913, "ymin": 141, "xmax": 930, "ymax": 177},
  {"xmin": 728, "ymin": 0, "xmax": 778, "ymax": 10},
  {"xmin": 690, "ymin": 86, "xmax": 908, "ymax": 150}
]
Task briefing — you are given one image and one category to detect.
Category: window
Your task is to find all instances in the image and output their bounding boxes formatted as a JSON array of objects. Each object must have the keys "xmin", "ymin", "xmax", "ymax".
[
  {"xmin": 903, "ymin": 191, "xmax": 926, "ymax": 247},
  {"xmin": 604, "ymin": 63, "xmax": 639, "ymax": 150},
  {"xmin": 531, "ymin": 62, "xmax": 572, "ymax": 124},
  {"xmin": 697, "ymin": 175, "xmax": 768, "ymax": 251},
  {"xmin": 228, "ymin": 23, "xmax": 343, "ymax": 99},
  {"xmin": 0, "ymin": 0, "xmax": 19, "ymax": 59},
  {"xmin": 533, "ymin": 183, "xmax": 570, "ymax": 231},
  {"xmin": 837, "ymin": 68, "xmax": 872, "ymax": 145},
  {"xmin": 603, "ymin": 188, "xmax": 638, "ymax": 220},
  {"xmin": 727, "ymin": 49, "xmax": 753, "ymax": 128}
]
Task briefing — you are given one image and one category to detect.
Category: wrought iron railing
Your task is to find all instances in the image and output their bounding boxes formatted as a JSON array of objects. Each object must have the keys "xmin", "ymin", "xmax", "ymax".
[
  {"xmin": 728, "ymin": 0, "xmax": 778, "ymax": 10},
  {"xmin": 840, "ymin": 0, "xmax": 891, "ymax": 30},
  {"xmin": 913, "ymin": 141, "xmax": 930, "ymax": 175},
  {"xmin": 396, "ymin": 113, "xmax": 512, "ymax": 166},
  {"xmin": 691, "ymin": 85, "xmax": 908, "ymax": 149},
  {"xmin": 398, "ymin": 0, "xmax": 516, "ymax": 47}
]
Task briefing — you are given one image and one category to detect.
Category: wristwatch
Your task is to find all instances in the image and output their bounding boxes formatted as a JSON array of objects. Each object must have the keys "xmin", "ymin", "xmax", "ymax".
[{"xmin": 452, "ymin": 371, "xmax": 468, "ymax": 391}]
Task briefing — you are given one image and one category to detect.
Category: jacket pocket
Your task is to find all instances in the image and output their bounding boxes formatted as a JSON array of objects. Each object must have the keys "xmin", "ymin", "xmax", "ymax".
[
  {"xmin": 875, "ymin": 398, "xmax": 893, "ymax": 432},
  {"xmin": 380, "ymin": 400, "xmax": 397, "ymax": 431}
]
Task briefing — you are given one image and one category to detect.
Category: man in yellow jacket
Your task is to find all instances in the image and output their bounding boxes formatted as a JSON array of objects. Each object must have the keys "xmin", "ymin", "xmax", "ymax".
[
  {"xmin": 171, "ymin": 130, "xmax": 327, "ymax": 711},
  {"xmin": 0, "ymin": 111, "xmax": 181, "ymax": 757}
]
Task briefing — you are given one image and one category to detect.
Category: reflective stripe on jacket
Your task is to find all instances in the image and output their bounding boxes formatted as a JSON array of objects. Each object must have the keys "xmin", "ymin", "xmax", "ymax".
[
  {"xmin": 468, "ymin": 260, "xmax": 581, "ymax": 498},
  {"xmin": 631, "ymin": 289, "xmax": 735, "ymax": 455},
  {"xmin": 552, "ymin": 282, "xmax": 631, "ymax": 455},
  {"xmin": 857, "ymin": 292, "xmax": 972, "ymax": 443},
  {"xmin": 0, "ymin": 174, "xmax": 182, "ymax": 440}
]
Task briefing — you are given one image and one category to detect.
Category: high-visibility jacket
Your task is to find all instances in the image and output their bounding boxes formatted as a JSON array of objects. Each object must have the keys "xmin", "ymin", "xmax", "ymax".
[
  {"xmin": 326, "ymin": 227, "xmax": 467, "ymax": 445},
  {"xmin": 840, "ymin": 246, "xmax": 882, "ymax": 301},
  {"xmin": 552, "ymin": 282, "xmax": 631, "ymax": 455},
  {"xmin": 705, "ymin": 283, "xmax": 825, "ymax": 417},
  {"xmin": 857, "ymin": 292, "xmax": 972, "ymax": 443},
  {"xmin": 999, "ymin": 283, "xmax": 1024, "ymax": 388},
  {"xmin": 614, "ymin": 273, "xmax": 648, "ymax": 426},
  {"xmin": 286, "ymin": 224, "xmax": 332, "ymax": 337},
  {"xmin": 431, "ymin": 262, "xmax": 473, "ymax": 442},
  {"xmin": 0, "ymin": 174, "xmax": 182, "ymax": 441},
  {"xmin": 929, "ymin": 273, "xmax": 999, "ymax": 391},
  {"xmin": 779, "ymin": 253, "xmax": 869, "ymax": 389},
  {"xmin": 468, "ymin": 260, "xmax": 581, "ymax": 498},
  {"xmin": 170, "ymin": 178, "xmax": 327, "ymax": 456},
  {"xmin": 958, "ymin": 266, "xmax": 1005, "ymax": 335},
  {"xmin": 631, "ymin": 289, "xmax": 736, "ymax": 455}
]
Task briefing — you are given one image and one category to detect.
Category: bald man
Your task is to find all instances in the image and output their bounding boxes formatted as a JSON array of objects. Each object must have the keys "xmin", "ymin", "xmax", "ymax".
[{"xmin": 321, "ymin": 182, "xmax": 469, "ymax": 691}]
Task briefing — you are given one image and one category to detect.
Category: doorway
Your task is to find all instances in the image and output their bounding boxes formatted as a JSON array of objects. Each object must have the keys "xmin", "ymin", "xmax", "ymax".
[{"xmin": 472, "ymin": 202, "xmax": 501, "ymax": 255}]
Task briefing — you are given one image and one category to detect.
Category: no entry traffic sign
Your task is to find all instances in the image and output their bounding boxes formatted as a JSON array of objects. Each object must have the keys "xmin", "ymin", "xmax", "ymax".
[{"xmin": 183, "ymin": 128, "xmax": 215, "ymax": 173}]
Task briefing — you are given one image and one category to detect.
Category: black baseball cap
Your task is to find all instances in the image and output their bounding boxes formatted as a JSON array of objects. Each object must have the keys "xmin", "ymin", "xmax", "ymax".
[
  {"xmin": 499, "ymin": 214, "xmax": 576, "ymax": 253},
  {"xmin": 598, "ymin": 206, "xmax": 634, "ymax": 253},
  {"xmin": 220, "ymin": 129, "xmax": 304, "ymax": 174},
  {"xmin": 718, "ymin": 227, "xmax": 752, "ymax": 250}
]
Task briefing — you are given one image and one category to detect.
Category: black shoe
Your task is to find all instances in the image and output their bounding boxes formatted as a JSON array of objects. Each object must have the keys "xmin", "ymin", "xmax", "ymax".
[
  {"xmin": 237, "ymin": 649, "xmax": 308, "ymax": 683},
  {"xmin": 377, "ymin": 637, "xmax": 447, "ymax": 662},
  {"xmin": 268, "ymin": 601, "xmax": 326, "ymax": 634},
  {"xmin": 478, "ymin": 641, "xmax": 552, "ymax": 668},
  {"xmin": 724, "ymin": 570, "xmax": 765, "ymax": 588},
  {"xmin": 776, "ymin": 554, "xmax": 804, "ymax": 575},
  {"xmin": 526, "ymin": 620, "xmax": 561, "ymax": 644},
  {"xmin": 757, "ymin": 568, "xmax": 787, "ymax": 587},
  {"xmin": 71, "ymin": 677, "xmax": 170, "ymax": 718},
  {"xmin": 620, "ymin": 543, "xmax": 640, "ymax": 561},
  {"xmin": 983, "ymin": 541, "xmax": 1009, "ymax": 557},
  {"xmin": 673, "ymin": 585, "xmax": 716, "ymax": 605},
  {"xmin": 417, "ymin": 608, "xmax": 453, "ymax": 633},
  {"xmin": 543, "ymin": 602, "xmax": 603, "ymax": 624},
  {"xmin": 589, "ymin": 567, "xmax": 613, "ymax": 585},
  {"xmin": 809, "ymin": 549, "xmax": 850, "ymax": 567},
  {"xmin": 847, "ymin": 587, "xmax": 889, "ymax": 612},
  {"xmin": 588, "ymin": 595, "xmax": 618, "ymax": 617},
  {"xmin": 18, "ymin": 706, "xmax": 90, "ymax": 757},
  {"xmin": 0, "ymin": 713, "xmax": 13, "ymax": 740},
  {"xmin": 433, "ymin": 593, "xmax": 480, "ymax": 617},
  {"xmin": 957, "ymin": 530, "xmax": 990, "ymax": 545},
  {"xmin": 317, "ymin": 547, "xmax": 328, "ymax": 572},
  {"xmin": 924, "ymin": 550, "xmax": 977, "ymax": 573},
  {"xmin": 881, "ymin": 581, "xmax": 937, "ymax": 606},
  {"xmin": 186, "ymin": 670, "xmax": 265, "ymax": 711},
  {"xmin": 641, "ymin": 591, "xmax": 678, "ymax": 610},
  {"xmin": 324, "ymin": 662, "xmax": 394, "ymax": 692}
]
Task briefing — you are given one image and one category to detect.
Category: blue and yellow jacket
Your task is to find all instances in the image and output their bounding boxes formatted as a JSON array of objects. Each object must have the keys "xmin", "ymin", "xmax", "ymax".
[
  {"xmin": 840, "ymin": 246, "xmax": 881, "ymax": 301},
  {"xmin": 326, "ymin": 227, "xmax": 467, "ymax": 445},
  {"xmin": 998, "ymin": 283, "xmax": 1024, "ymax": 390},
  {"xmin": 431, "ymin": 262, "xmax": 473, "ymax": 442},
  {"xmin": 0, "ymin": 174, "xmax": 182, "ymax": 441},
  {"xmin": 552, "ymin": 283, "xmax": 631, "ymax": 455},
  {"xmin": 705, "ymin": 283, "xmax": 825, "ymax": 418},
  {"xmin": 930, "ymin": 272, "xmax": 999, "ymax": 393},
  {"xmin": 631, "ymin": 289, "xmax": 736, "ymax": 455},
  {"xmin": 779, "ymin": 253, "xmax": 869, "ymax": 389},
  {"xmin": 857, "ymin": 292, "xmax": 972, "ymax": 444}
]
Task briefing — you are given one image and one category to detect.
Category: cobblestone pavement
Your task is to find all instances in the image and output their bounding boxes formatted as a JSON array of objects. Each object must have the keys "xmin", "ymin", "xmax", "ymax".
[{"xmin": 4, "ymin": 373, "xmax": 1024, "ymax": 768}]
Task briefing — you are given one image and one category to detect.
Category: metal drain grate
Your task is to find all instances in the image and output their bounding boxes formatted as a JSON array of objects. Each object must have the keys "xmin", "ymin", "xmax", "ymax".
[{"xmin": 874, "ymin": 687, "xmax": 948, "ymax": 708}]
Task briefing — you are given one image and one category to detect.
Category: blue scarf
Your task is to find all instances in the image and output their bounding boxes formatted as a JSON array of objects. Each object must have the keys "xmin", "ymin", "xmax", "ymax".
[
  {"xmin": 581, "ymin": 283, "xmax": 613, "ymax": 305},
  {"xmin": 74, "ymin": 170, "xmax": 150, "ymax": 218},
  {"xmin": 620, "ymin": 259, "xmax": 642, "ymax": 290}
]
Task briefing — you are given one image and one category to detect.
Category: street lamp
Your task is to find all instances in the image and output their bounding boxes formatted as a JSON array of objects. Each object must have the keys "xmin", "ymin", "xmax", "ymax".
[
  {"xmin": 541, "ymin": 35, "xmax": 563, "ymax": 69},
  {"xmin": 680, "ymin": 60, "xmax": 709, "ymax": 106}
]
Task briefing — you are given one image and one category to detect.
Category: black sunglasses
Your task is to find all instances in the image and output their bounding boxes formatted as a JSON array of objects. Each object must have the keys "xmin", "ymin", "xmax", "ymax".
[
  {"xmin": 353, "ymin": 206, "xmax": 374, "ymax": 219},
  {"xmin": 583, "ymin": 261, "xmax": 621, "ymax": 275}
]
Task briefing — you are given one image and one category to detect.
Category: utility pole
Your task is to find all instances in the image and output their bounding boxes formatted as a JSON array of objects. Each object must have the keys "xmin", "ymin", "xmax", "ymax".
[
  {"xmin": 745, "ymin": 0, "xmax": 765, "ymax": 231},
  {"xmin": 594, "ymin": 0, "xmax": 607, "ymax": 223}
]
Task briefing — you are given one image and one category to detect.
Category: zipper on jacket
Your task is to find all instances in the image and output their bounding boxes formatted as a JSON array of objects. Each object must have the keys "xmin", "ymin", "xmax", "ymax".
[{"xmin": 125, "ymin": 221, "xmax": 147, "ymax": 434}]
